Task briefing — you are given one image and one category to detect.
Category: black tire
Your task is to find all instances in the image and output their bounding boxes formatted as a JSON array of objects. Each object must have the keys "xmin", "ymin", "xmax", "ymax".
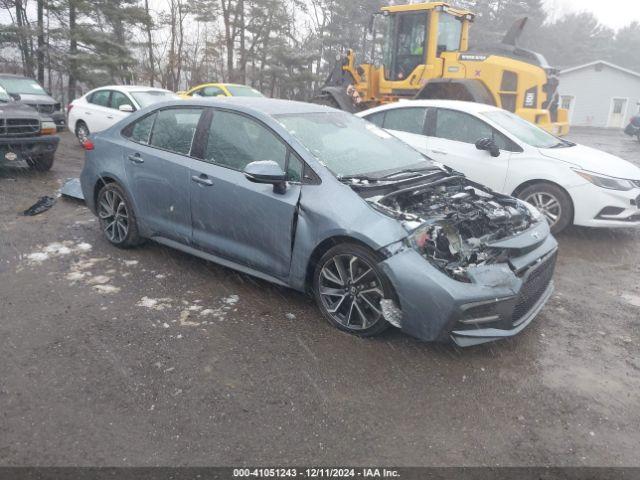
[
  {"xmin": 75, "ymin": 120, "xmax": 89, "ymax": 145},
  {"xmin": 96, "ymin": 182, "xmax": 143, "ymax": 248},
  {"xmin": 517, "ymin": 182, "xmax": 573, "ymax": 234},
  {"xmin": 313, "ymin": 242, "xmax": 393, "ymax": 337},
  {"xmin": 310, "ymin": 93, "xmax": 341, "ymax": 109},
  {"xmin": 27, "ymin": 152, "xmax": 55, "ymax": 171}
]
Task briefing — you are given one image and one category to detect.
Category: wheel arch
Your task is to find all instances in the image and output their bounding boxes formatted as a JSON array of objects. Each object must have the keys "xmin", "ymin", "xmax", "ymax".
[
  {"xmin": 414, "ymin": 79, "xmax": 496, "ymax": 105},
  {"xmin": 512, "ymin": 179, "xmax": 575, "ymax": 222},
  {"xmin": 304, "ymin": 235, "xmax": 383, "ymax": 293}
]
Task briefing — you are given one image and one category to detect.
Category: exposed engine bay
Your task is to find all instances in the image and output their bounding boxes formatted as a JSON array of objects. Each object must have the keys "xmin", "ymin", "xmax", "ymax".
[{"xmin": 361, "ymin": 175, "xmax": 538, "ymax": 281}]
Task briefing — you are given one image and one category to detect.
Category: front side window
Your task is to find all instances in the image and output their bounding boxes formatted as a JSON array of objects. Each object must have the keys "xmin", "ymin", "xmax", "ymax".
[
  {"xmin": 437, "ymin": 13, "xmax": 462, "ymax": 53},
  {"xmin": 276, "ymin": 111, "xmax": 432, "ymax": 178},
  {"xmin": 149, "ymin": 108, "xmax": 203, "ymax": 155},
  {"xmin": 205, "ymin": 110, "xmax": 287, "ymax": 172},
  {"xmin": 110, "ymin": 91, "xmax": 132, "ymax": 110},
  {"xmin": 382, "ymin": 107, "xmax": 427, "ymax": 135},
  {"xmin": 435, "ymin": 109, "xmax": 514, "ymax": 150},
  {"xmin": 89, "ymin": 90, "xmax": 110, "ymax": 107}
]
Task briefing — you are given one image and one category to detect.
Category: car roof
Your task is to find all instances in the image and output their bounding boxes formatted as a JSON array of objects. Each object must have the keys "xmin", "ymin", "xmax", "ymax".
[
  {"xmin": 171, "ymin": 97, "xmax": 337, "ymax": 116},
  {"xmin": 359, "ymin": 99, "xmax": 503, "ymax": 116},
  {"xmin": 90, "ymin": 85, "xmax": 172, "ymax": 94}
]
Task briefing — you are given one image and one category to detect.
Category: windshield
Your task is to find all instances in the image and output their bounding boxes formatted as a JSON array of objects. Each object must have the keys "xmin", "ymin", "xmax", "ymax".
[
  {"xmin": 483, "ymin": 110, "xmax": 566, "ymax": 148},
  {"xmin": 225, "ymin": 85, "xmax": 265, "ymax": 97},
  {"xmin": 0, "ymin": 86, "xmax": 10, "ymax": 102},
  {"xmin": 131, "ymin": 90, "xmax": 178, "ymax": 108},
  {"xmin": 0, "ymin": 77, "xmax": 47, "ymax": 95},
  {"xmin": 276, "ymin": 111, "xmax": 434, "ymax": 178}
]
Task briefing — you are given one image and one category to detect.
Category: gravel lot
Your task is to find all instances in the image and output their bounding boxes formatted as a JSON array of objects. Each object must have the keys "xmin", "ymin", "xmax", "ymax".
[{"xmin": 1, "ymin": 127, "xmax": 639, "ymax": 466}]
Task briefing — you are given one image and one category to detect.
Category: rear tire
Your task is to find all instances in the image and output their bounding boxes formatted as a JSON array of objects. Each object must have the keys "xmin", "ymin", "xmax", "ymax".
[
  {"xmin": 75, "ymin": 121, "xmax": 90, "ymax": 145},
  {"xmin": 517, "ymin": 182, "xmax": 573, "ymax": 234},
  {"xmin": 310, "ymin": 93, "xmax": 341, "ymax": 109},
  {"xmin": 96, "ymin": 183, "xmax": 143, "ymax": 248},
  {"xmin": 27, "ymin": 152, "xmax": 55, "ymax": 171},
  {"xmin": 313, "ymin": 243, "xmax": 392, "ymax": 337}
]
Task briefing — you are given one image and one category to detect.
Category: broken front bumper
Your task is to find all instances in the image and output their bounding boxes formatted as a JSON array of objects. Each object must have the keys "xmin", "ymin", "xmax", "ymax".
[
  {"xmin": 0, "ymin": 135, "xmax": 59, "ymax": 166},
  {"xmin": 379, "ymin": 230, "xmax": 558, "ymax": 346}
]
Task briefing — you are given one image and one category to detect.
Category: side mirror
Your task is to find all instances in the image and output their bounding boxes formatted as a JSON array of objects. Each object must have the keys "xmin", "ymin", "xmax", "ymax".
[
  {"xmin": 475, "ymin": 137, "xmax": 500, "ymax": 157},
  {"xmin": 9, "ymin": 93, "xmax": 21, "ymax": 101},
  {"xmin": 244, "ymin": 160, "xmax": 287, "ymax": 194},
  {"xmin": 119, "ymin": 104, "xmax": 134, "ymax": 113}
]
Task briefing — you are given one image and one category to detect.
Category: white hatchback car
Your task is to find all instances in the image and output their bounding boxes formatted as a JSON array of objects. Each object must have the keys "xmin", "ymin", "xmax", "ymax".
[
  {"xmin": 68, "ymin": 85, "xmax": 178, "ymax": 144},
  {"xmin": 358, "ymin": 100, "xmax": 640, "ymax": 233}
]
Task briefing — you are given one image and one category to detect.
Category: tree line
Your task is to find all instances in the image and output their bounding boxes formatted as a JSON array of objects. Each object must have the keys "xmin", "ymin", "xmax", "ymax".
[{"xmin": 0, "ymin": 0, "xmax": 639, "ymax": 104}]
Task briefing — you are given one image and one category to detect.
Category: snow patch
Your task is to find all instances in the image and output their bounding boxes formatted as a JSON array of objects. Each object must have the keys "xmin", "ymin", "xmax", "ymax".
[{"xmin": 93, "ymin": 284, "xmax": 120, "ymax": 294}]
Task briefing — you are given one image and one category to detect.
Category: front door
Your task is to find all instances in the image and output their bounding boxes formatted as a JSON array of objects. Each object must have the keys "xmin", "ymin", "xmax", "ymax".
[
  {"xmin": 608, "ymin": 98, "xmax": 628, "ymax": 128},
  {"xmin": 190, "ymin": 109, "xmax": 301, "ymax": 278},
  {"xmin": 426, "ymin": 108, "xmax": 512, "ymax": 192},
  {"xmin": 122, "ymin": 107, "xmax": 204, "ymax": 244}
]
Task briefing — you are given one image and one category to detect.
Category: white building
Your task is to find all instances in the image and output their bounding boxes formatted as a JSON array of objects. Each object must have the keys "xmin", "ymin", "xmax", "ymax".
[{"xmin": 558, "ymin": 60, "xmax": 640, "ymax": 128}]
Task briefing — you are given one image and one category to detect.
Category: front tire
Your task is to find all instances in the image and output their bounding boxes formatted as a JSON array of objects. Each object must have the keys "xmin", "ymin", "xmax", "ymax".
[
  {"xmin": 96, "ymin": 183, "xmax": 143, "ymax": 248},
  {"xmin": 313, "ymin": 243, "xmax": 392, "ymax": 337},
  {"xmin": 518, "ymin": 182, "xmax": 573, "ymax": 234}
]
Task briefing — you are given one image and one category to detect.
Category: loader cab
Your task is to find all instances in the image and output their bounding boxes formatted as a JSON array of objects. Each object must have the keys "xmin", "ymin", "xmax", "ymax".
[{"xmin": 379, "ymin": 3, "xmax": 472, "ymax": 83}]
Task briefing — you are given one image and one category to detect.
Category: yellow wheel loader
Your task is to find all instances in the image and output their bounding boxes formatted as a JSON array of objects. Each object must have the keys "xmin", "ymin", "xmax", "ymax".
[{"xmin": 314, "ymin": 2, "xmax": 569, "ymax": 135}]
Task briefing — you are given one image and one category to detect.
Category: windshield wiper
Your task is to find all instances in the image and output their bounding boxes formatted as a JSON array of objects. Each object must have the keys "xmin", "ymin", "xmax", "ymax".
[
  {"xmin": 377, "ymin": 166, "xmax": 439, "ymax": 180},
  {"xmin": 549, "ymin": 139, "xmax": 575, "ymax": 148}
]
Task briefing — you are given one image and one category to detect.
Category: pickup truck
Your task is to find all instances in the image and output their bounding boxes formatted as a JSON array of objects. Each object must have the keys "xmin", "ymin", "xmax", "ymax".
[{"xmin": 0, "ymin": 85, "xmax": 59, "ymax": 171}]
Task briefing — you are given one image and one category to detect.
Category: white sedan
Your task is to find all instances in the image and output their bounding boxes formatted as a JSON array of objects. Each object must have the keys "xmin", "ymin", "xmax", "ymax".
[
  {"xmin": 358, "ymin": 100, "xmax": 640, "ymax": 233},
  {"xmin": 68, "ymin": 85, "xmax": 178, "ymax": 144}
]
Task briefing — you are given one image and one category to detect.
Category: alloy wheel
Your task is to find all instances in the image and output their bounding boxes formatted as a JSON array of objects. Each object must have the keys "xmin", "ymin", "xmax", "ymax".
[
  {"xmin": 318, "ymin": 254, "xmax": 384, "ymax": 330},
  {"xmin": 98, "ymin": 189, "xmax": 129, "ymax": 243},
  {"xmin": 524, "ymin": 191, "xmax": 562, "ymax": 227}
]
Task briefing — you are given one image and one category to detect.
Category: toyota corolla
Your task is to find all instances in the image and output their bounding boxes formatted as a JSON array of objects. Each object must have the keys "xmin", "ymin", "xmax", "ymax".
[{"xmin": 80, "ymin": 98, "xmax": 558, "ymax": 346}]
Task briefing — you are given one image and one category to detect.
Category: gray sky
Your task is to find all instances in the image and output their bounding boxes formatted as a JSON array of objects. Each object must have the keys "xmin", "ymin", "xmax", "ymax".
[{"xmin": 546, "ymin": 0, "xmax": 640, "ymax": 29}]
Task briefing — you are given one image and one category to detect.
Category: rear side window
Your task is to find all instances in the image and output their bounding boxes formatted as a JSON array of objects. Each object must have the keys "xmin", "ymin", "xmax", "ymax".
[
  {"xmin": 382, "ymin": 107, "xmax": 427, "ymax": 134},
  {"xmin": 149, "ymin": 108, "xmax": 203, "ymax": 155},
  {"xmin": 123, "ymin": 113, "xmax": 156, "ymax": 145},
  {"xmin": 89, "ymin": 90, "xmax": 110, "ymax": 107},
  {"xmin": 204, "ymin": 110, "xmax": 287, "ymax": 172},
  {"xmin": 364, "ymin": 112, "xmax": 385, "ymax": 127}
]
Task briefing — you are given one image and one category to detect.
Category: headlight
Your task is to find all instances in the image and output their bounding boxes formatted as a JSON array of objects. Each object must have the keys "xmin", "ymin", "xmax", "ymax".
[
  {"xmin": 40, "ymin": 120, "xmax": 57, "ymax": 135},
  {"xmin": 521, "ymin": 200, "xmax": 543, "ymax": 222},
  {"xmin": 573, "ymin": 169, "xmax": 636, "ymax": 191},
  {"xmin": 405, "ymin": 225, "xmax": 429, "ymax": 250}
]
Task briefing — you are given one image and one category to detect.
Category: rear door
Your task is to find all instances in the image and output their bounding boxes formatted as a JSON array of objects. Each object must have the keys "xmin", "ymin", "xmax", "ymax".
[
  {"xmin": 83, "ymin": 90, "xmax": 114, "ymax": 133},
  {"xmin": 121, "ymin": 107, "xmax": 204, "ymax": 244},
  {"xmin": 189, "ymin": 109, "xmax": 302, "ymax": 278},
  {"xmin": 425, "ymin": 108, "xmax": 513, "ymax": 192}
]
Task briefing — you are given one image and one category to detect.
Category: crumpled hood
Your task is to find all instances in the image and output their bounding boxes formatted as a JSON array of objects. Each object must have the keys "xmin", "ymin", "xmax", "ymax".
[{"xmin": 539, "ymin": 144, "xmax": 640, "ymax": 180}]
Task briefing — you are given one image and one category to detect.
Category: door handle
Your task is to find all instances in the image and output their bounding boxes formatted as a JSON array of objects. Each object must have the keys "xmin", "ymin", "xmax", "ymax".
[
  {"xmin": 191, "ymin": 174, "xmax": 213, "ymax": 186},
  {"xmin": 107, "ymin": 115, "xmax": 114, "ymax": 119},
  {"xmin": 127, "ymin": 153, "xmax": 144, "ymax": 164},
  {"xmin": 431, "ymin": 149, "xmax": 448, "ymax": 155},
  {"xmin": 85, "ymin": 111, "xmax": 91, "ymax": 115}
]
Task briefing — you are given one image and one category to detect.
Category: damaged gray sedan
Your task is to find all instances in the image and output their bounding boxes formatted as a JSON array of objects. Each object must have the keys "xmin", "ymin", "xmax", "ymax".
[{"xmin": 80, "ymin": 98, "xmax": 557, "ymax": 346}]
